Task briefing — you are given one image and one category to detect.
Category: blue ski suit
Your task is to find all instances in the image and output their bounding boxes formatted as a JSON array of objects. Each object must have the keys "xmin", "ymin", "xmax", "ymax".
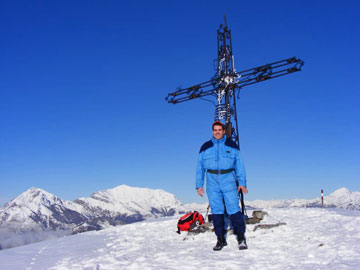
[{"xmin": 196, "ymin": 136, "xmax": 247, "ymax": 236}]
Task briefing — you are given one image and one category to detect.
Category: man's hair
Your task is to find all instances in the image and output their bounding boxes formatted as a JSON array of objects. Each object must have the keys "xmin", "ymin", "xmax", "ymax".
[{"xmin": 212, "ymin": 121, "xmax": 225, "ymax": 130}]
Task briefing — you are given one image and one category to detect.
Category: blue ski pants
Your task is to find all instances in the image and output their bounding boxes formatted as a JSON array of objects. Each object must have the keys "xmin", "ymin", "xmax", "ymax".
[{"xmin": 212, "ymin": 211, "xmax": 246, "ymax": 236}]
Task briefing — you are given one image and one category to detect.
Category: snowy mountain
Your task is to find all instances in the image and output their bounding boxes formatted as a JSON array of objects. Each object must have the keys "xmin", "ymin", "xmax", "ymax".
[
  {"xmin": 0, "ymin": 185, "xmax": 185, "ymax": 250},
  {"xmin": 0, "ymin": 188, "xmax": 91, "ymax": 250},
  {"xmin": 324, "ymin": 187, "xmax": 360, "ymax": 210},
  {"xmin": 0, "ymin": 187, "xmax": 89, "ymax": 231},
  {"xmin": 75, "ymin": 185, "xmax": 185, "ymax": 225},
  {"xmin": 247, "ymin": 188, "xmax": 360, "ymax": 210},
  {"xmin": 182, "ymin": 187, "xmax": 360, "ymax": 212}
]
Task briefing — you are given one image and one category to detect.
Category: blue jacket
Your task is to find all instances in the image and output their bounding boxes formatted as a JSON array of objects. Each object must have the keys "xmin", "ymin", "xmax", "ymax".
[{"xmin": 196, "ymin": 136, "xmax": 247, "ymax": 191}]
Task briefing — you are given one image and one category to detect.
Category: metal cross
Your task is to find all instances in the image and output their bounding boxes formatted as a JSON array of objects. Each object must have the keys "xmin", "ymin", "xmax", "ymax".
[{"xmin": 166, "ymin": 17, "xmax": 304, "ymax": 147}]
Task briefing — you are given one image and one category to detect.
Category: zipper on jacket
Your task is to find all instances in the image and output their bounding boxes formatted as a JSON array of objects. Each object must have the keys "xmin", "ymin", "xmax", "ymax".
[{"xmin": 216, "ymin": 140, "xmax": 219, "ymax": 184}]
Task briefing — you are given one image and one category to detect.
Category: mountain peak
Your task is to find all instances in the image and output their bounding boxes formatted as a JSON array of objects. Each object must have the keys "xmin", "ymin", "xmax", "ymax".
[
  {"xmin": 23, "ymin": 187, "xmax": 52, "ymax": 197},
  {"xmin": 76, "ymin": 184, "xmax": 184, "ymax": 218},
  {"xmin": 89, "ymin": 185, "xmax": 178, "ymax": 204},
  {"xmin": 10, "ymin": 187, "xmax": 62, "ymax": 208},
  {"xmin": 329, "ymin": 187, "xmax": 351, "ymax": 198}
]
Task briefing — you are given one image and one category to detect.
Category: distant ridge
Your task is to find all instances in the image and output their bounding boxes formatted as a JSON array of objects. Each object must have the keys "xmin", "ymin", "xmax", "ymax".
[
  {"xmin": 246, "ymin": 187, "xmax": 360, "ymax": 210},
  {"xmin": 182, "ymin": 187, "xmax": 360, "ymax": 212}
]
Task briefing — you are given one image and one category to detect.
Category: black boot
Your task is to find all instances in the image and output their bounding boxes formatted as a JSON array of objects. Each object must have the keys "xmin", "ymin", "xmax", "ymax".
[
  {"xmin": 213, "ymin": 234, "xmax": 227, "ymax": 251},
  {"xmin": 237, "ymin": 233, "xmax": 248, "ymax": 250}
]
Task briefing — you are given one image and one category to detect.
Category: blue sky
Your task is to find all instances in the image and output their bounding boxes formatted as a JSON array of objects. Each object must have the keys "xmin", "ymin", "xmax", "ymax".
[{"xmin": 0, "ymin": 0, "xmax": 359, "ymax": 206}]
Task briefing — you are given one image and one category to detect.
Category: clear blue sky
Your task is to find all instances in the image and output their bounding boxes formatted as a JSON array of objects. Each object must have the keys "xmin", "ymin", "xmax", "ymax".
[{"xmin": 0, "ymin": 0, "xmax": 359, "ymax": 206}]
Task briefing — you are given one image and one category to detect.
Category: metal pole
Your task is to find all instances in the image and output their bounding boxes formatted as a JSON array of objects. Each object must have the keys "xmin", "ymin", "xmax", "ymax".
[{"xmin": 321, "ymin": 189, "xmax": 324, "ymax": 207}]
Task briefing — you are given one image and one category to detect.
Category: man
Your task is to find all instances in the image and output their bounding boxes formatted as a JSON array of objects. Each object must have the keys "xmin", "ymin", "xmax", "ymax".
[{"xmin": 196, "ymin": 121, "xmax": 248, "ymax": 251}]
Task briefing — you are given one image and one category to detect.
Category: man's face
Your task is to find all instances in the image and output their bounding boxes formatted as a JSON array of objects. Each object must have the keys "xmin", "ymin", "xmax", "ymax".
[{"xmin": 212, "ymin": 125, "xmax": 225, "ymax": 140}]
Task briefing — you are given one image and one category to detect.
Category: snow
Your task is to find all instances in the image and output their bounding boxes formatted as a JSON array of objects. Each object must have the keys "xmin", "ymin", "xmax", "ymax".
[
  {"xmin": 246, "ymin": 188, "xmax": 360, "ymax": 210},
  {"xmin": 325, "ymin": 188, "xmax": 360, "ymax": 209},
  {"xmin": 1, "ymin": 208, "xmax": 359, "ymax": 270},
  {"xmin": 0, "ymin": 185, "xmax": 188, "ymax": 250},
  {"xmin": 0, "ymin": 185, "xmax": 184, "ymax": 234},
  {"xmin": 76, "ymin": 185, "xmax": 184, "ymax": 216},
  {"xmin": 0, "ymin": 188, "xmax": 89, "ymax": 226}
]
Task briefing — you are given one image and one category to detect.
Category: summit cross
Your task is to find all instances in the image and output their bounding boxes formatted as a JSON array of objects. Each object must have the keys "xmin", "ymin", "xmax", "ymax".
[{"xmin": 165, "ymin": 17, "xmax": 304, "ymax": 146}]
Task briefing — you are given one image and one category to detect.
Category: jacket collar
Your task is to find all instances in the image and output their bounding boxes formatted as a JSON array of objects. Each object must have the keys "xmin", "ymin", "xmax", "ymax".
[{"xmin": 211, "ymin": 136, "xmax": 226, "ymax": 144}]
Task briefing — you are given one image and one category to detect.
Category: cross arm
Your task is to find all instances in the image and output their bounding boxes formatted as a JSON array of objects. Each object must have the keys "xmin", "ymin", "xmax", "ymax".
[
  {"xmin": 165, "ymin": 79, "xmax": 218, "ymax": 104},
  {"xmin": 165, "ymin": 57, "xmax": 304, "ymax": 104},
  {"xmin": 235, "ymin": 57, "xmax": 304, "ymax": 89}
]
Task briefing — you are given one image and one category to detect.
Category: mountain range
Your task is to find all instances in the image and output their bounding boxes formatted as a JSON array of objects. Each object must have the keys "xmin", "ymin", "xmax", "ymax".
[
  {"xmin": 0, "ymin": 185, "xmax": 359, "ymax": 250},
  {"xmin": 0, "ymin": 185, "xmax": 185, "ymax": 250},
  {"xmin": 246, "ymin": 187, "xmax": 360, "ymax": 210}
]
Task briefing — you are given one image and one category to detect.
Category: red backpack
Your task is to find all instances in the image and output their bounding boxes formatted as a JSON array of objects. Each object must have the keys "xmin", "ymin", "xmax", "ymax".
[{"xmin": 177, "ymin": 211, "xmax": 204, "ymax": 234}]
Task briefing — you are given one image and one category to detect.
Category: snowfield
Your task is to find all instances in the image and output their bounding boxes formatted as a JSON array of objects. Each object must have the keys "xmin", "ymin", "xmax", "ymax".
[{"xmin": 1, "ymin": 208, "xmax": 359, "ymax": 270}]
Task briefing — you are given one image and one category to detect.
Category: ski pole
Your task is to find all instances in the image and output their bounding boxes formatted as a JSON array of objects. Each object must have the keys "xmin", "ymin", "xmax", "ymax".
[
  {"xmin": 205, "ymin": 204, "xmax": 210, "ymax": 222},
  {"xmin": 239, "ymin": 189, "xmax": 248, "ymax": 218}
]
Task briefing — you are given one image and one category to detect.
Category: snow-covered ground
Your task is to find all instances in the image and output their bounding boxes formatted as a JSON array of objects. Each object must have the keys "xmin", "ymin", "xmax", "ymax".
[{"xmin": 1, "ymin": 208, "xmax": 359, "ymax": 270}]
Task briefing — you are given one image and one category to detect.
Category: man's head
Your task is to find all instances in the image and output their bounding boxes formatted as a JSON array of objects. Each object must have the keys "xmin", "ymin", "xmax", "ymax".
[{"xmin": 212, "ymin": 121, "xmax": 225, "ymax": 140}]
